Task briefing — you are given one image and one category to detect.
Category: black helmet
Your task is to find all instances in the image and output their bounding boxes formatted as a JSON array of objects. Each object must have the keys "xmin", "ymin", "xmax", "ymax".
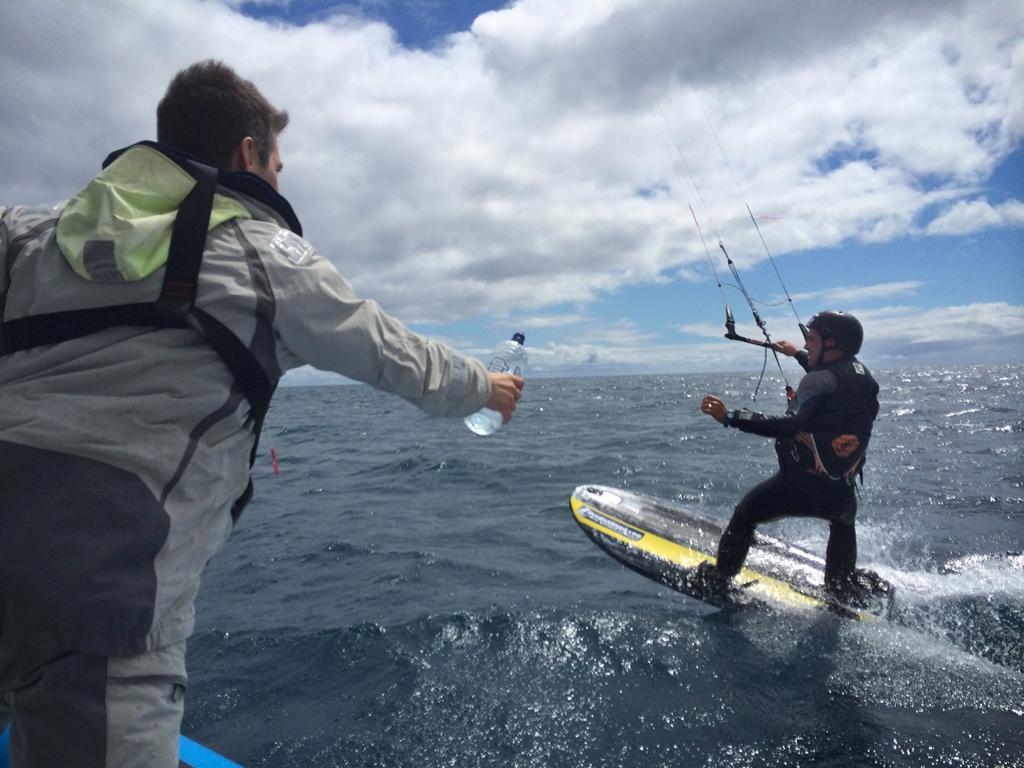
[{"xmin": 807, "ymin": 311, "xmax": 863, "ymax": 355}]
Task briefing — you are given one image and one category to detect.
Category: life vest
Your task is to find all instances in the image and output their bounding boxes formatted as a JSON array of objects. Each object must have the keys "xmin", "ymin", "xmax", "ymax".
[{"xmin": 0, "ymin": 142, "xmax": 300, "ymax": 519}]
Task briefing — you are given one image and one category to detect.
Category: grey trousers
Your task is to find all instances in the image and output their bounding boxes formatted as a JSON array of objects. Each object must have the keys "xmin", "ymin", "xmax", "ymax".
[{"xmin": 0, "ymin": 640, "xmax": 186, "ymax": 768}]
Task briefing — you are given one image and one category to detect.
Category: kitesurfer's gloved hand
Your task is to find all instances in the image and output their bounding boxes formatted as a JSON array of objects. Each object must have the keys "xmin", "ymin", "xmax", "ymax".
[
  {"xmin": 772, "ymin": 340, "xmax": 801, "ymax": 356},
  {"xmin": 701, "ymin": 395, "xmax": 728, "ymax": 424},
  {"xmin": 487, "ymin": 373, "xmax": 525, "ymax": 424}
]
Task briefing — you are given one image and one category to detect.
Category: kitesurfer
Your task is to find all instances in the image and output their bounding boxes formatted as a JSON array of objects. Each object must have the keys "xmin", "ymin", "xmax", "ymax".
[
  {"xmin": 0, "ymin": 60, "xmax": 523, "ymax": 768},
  {"xmin": 698, "ymin": 311, "xmax": 880, "ymax": 603}
]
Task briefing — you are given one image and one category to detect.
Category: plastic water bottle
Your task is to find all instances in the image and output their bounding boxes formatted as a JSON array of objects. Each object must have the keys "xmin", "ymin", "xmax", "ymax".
[{"xmin": 464, "ymin": 332, "xmax": 527, "ymax": 436}]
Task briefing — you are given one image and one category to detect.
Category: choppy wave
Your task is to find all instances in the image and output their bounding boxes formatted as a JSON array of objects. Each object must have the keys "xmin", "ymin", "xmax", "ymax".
[
  {"xmin": 186, "ymin": 603, "xmax": 1023, "ymax": 767},
  {"xmin": 185, "ymin": 365, "xmax": 1024, "ymax": 766}
]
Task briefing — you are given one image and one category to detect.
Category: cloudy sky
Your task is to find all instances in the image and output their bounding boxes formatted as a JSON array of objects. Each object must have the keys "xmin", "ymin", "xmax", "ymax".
[{"xmin": 3, "ymin": 0, "xmax": 1022, "ymax": 384}]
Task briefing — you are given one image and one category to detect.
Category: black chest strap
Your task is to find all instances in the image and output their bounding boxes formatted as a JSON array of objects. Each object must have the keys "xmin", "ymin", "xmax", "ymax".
[{"xmin": 0, "ymin": 159, "xmax": 276, "ymax": 520}]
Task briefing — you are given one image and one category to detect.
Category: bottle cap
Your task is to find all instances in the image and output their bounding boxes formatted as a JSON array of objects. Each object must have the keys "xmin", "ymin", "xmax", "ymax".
[{"xmin": 512, "ymin": 332, "xmax": 525, "ymax": 344}]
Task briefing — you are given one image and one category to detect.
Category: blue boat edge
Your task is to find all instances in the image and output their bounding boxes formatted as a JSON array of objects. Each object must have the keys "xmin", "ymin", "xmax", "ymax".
[
  {"xmin": 0, "ymin": 725, "xmax": 241, "ymax": 767},
  {"xmin": 179, "ymin": 733, "xmax": 243, "ymax": 767}
]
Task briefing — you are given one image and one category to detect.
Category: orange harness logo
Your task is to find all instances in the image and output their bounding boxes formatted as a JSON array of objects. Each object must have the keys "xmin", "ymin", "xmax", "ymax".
[{"xmin": 831, "ymin": 434, "xmax": 861, "ymax": 458}]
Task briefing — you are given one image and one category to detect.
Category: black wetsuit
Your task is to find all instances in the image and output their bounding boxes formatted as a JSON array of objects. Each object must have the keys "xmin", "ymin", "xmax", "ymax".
[{"xmin": 715, "ymin": 353, "xmax": 880, "ymax": 595}]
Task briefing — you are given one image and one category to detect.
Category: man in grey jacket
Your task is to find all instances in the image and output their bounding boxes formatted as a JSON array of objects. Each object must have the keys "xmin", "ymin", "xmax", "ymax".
[{"xmin": 0, "ymin": 60, "xmax": 523, "ymax": 768}]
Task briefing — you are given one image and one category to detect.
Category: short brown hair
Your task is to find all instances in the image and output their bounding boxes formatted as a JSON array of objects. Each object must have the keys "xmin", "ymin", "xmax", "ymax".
[{"xmin": 157, "ymin": 60, "xmax": 289, "ymax": 169}]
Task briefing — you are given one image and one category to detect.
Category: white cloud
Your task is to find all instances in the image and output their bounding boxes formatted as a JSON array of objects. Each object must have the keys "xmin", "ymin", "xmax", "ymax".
[
  {"xmin": 858, "ymin": 302, "xmax": 1024, "ymax": 344},
  {"xmin": 280, "ymin": 365, "xmax": 352, "ymax": 387},
  {"xmin": 2, "ymin": 0, "xmax": 1022, "ymax": 375},
  {"xmin": 524, "ymin": 301, "xmax": 1024, "ymax": 375},
  {"xmin": 676, "ymin": 321, "xmax": 731, "ymax": 340},
  {"xmin": 516, "ymin": 313, "xmax": 588, "ymax": 329},
  {"xmin": 528, "ymin": 338, "xmax": 762, "ymax": 377},
  {"xmin": 858, "ymin": 303, "xmax": 1024, "ymax": 366},
  {"xmin": 790, "ymin": 281, "xmax": 925, "ymax": 304},
  {"xmin": 926, "ymin": 198, "xmax": 1024, "ymax": 235}
]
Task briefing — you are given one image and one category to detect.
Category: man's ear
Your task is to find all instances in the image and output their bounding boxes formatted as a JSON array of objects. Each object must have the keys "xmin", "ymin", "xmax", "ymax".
[
  {"xmin": 823, "ymin": 337, "xmax": 836, "ymax": 349},
  {"xmin": 229, "ymin": 137, "xmax": 259, "ymax": 173}
]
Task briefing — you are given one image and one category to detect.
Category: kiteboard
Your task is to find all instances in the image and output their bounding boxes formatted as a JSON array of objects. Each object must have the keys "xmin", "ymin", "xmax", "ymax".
[
  {"xmin": 570, "ymin": 484, "xmax": 894, "ymax": 621},
  {"xmin": 0, "ymin": 726, "xmax": 240, "ymax": 768}
]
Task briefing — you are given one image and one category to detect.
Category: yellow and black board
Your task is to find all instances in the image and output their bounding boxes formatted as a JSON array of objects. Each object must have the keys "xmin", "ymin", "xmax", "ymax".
[{"xmin": 570, "ymin": 484, "xmax": 892, "ymax": 621}]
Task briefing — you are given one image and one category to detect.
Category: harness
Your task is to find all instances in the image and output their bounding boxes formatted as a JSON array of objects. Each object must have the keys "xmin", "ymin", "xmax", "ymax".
[
  {"xmin": 786, "ymin": 359, "xmax": 879, "ymax": 485},
  {"xmin": 0, "ymin": 150, "xmax": 284, "ymax": 520},
  {"xmin": 791, "ymin": 432, "xmax": 866, "ymax": 484}
]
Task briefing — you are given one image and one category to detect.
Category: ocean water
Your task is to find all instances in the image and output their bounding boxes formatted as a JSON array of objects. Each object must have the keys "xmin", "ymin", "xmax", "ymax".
[{"xmin": 183, "ymin": 365, "xmax": 1024, "ymax": 767}]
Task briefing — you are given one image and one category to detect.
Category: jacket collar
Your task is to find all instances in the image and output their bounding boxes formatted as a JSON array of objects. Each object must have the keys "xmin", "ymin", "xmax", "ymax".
[{"xmin": 102, "ymin": 141, "xmax": 303, "ymax": 236}]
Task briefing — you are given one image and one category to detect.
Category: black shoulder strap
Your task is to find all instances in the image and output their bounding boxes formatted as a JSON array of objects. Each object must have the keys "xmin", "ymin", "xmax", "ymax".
[
  {"xmin": 157, "ymin": 160, "xmax": 218, "ymax": 319},
  {"xmin": 0, "ymin": 158, "xmax": 277, "ymax": 519}
]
